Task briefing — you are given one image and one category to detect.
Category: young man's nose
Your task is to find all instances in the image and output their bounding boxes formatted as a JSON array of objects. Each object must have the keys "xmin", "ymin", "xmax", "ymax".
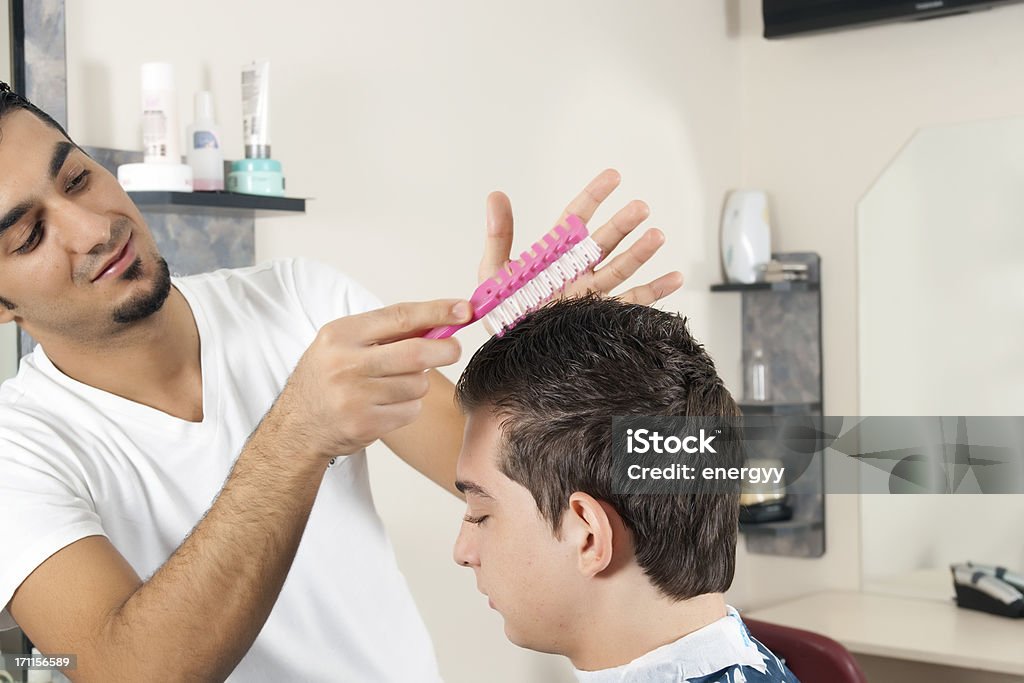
[
  {"xmin": 452, "ymin": 525, "xmax": 480, "ymax": 568},
  {"xmin": 52, "ymin": 201, "xmax": 113, "ymax": 254}
]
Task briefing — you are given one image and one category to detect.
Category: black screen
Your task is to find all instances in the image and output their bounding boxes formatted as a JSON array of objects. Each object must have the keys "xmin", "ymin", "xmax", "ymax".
[{"xmin": 763, "ymin": 0, "xmax": 1024, "ymax": 37}]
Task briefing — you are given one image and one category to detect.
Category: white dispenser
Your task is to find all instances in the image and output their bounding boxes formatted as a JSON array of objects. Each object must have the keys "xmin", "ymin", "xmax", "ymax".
[
  {"xmin": 187, "ymin": 91, "xmax": 225, "ymax": 191},
  {"xmin": 720, "ymin": 190, "xmax": 772, "ymax": 284}
]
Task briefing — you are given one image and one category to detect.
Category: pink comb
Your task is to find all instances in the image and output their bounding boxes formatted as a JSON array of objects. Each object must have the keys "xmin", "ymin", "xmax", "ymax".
[{"xmin": 425, "ymin": 214, "xmax": 602, "ymax": 339}]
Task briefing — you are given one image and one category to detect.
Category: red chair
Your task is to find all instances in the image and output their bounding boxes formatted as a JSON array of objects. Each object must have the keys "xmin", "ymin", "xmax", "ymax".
[{"xmin": 743, "ymin": 618, "xmax": 868, "ymax": 683}]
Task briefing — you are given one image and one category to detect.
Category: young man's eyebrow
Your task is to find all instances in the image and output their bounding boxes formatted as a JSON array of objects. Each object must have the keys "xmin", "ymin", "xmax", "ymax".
[
  {"xmin": 0, "ymin": 201, "xmax": 33, "ymax": 239},
  {"xmin": 454, "ymin": 480, "xmax": 493, "ymax": 499},
  {"xmin": 0, "ymin": 142, "xmax": 78, "ymax": 240},
  {"xmin": 49, "ymin": 141, "xmax": 74, "ymax": 180}
]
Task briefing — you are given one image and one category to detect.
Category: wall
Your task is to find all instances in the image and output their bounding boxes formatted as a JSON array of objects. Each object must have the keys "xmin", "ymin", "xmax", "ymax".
[
  {"xmin": 66, "ymin": 3, "xmax": 743, "ymax": 681},
  {"xmin": 0, "ymin": 0, "xmax": 13, "ymax": 382},
  {"xmin": 0, "ymin": 324, "xmax": 14, "ymax": 382},
  {"xmin": 0, "ymin": 3, "xmax": 9, "ymax": 83},
  {"xmin": 736, "ymin": 5, "xmax": 1024, "ymax": 681},
  {"xmin": 730, "ymin": 0, "xmax": 1024, "ymax": 610},
  {"xmin": 60, "ymin": 2, "xmax": 1024, "ymax": 681}
]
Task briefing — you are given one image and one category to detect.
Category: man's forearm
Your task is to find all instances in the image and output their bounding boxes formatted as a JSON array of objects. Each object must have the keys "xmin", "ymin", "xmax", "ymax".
[
  {"xmin": 89, "ymin": 409, "xmax": 326, "ymax": 682},
  {"xmin": 382, "ymin": 370, "xmax": 466, "ymax": 497}
]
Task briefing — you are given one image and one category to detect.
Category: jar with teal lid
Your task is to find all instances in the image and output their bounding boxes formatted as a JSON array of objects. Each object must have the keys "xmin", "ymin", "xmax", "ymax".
[{"xmin": 227, "ymin": 158, "xmax": 285, "ymax": 197}]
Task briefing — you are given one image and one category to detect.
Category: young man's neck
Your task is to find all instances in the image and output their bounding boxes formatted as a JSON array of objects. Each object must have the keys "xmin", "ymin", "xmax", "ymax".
[
  {"xmin": 568, "ymin": 579, "xmax": 728, "ymax": 672},
  {"xmin": 36, "ymin": 287, "xmax": 204, "ymax": 421}
]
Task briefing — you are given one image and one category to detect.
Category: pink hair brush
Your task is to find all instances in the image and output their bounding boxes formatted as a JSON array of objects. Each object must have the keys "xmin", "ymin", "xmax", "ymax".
[{"xmin": 425, "ymin": 214, "xmax": 602, "ymax": 339}]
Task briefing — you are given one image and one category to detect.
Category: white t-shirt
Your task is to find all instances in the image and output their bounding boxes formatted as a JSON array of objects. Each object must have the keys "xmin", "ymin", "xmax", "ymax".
[{"xmin": 0, "ymin": 258, "xmax": 442, "ymax": 682}]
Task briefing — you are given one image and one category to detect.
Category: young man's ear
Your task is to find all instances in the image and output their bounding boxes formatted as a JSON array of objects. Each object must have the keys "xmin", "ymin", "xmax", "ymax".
[
  {"xmin": 564, "ymin": 492, "xmax": 620, "ymax": 578},
  {"xmin": 0, "ymin": 309, "xmax": 17, "ymax": 325}
]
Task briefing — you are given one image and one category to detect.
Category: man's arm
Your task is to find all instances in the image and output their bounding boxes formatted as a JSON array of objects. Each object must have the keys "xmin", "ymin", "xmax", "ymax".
[
  {"xmin": 383, "ymin": 170, "xmax": 684, "ymax": 495},
  {"xmin": 381, "ymin": 370, "xmax": 464, "ymax": 497},
  {"xmin": 8, "ymin": 299, "xmax": 471, "ymax": 683}
]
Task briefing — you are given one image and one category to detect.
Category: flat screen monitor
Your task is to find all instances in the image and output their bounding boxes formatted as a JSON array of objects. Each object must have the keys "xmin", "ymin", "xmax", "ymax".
[{"xmin": 763, "ymin": 0, "xmax": 1024, "ymax": 38}]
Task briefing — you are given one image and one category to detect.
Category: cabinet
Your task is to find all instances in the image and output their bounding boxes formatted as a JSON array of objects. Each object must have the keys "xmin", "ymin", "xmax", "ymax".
[{"xmin": 711, "ymin": 252, "xmax": 825, "ymax": 558}]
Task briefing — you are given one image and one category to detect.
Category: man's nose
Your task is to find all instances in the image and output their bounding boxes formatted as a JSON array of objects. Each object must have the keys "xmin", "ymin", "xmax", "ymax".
[
  {"xmin": 452, "ymin": 523, "xmax": 480, "ymax": 568},
  {"xmin": 52, "ymin": 199, "xmax": 113, "ymax": 255}
]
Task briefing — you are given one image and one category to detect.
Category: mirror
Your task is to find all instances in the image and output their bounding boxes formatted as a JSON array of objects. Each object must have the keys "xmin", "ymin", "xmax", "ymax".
[
  {"xmin": 857, "ymin": 116, "xmax": 1024, "ymax": 599},
  {"xmin": 0, "ymin": 3, "xmax": 14, "ymax": 383}
]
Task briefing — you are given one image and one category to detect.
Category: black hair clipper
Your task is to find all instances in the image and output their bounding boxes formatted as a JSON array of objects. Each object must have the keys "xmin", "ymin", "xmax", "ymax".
[{"xmin": 951, "ymin": 562, "xmax": 1024, "ymax": 618}]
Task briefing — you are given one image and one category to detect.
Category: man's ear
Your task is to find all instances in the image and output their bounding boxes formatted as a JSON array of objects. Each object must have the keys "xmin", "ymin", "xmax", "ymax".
[
  {"xmin": 564, "ymin": 492, "xmax": 619, "ymax": 578},
  {"xmin": 0, "ymin": 309, "xmax": 17, "ymax": 325}
]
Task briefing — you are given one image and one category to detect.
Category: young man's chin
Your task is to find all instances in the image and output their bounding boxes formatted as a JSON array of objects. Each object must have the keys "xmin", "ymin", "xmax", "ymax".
[{"xmin": 504, "ymin": 623, "xmax": 561, "ymax": 658}]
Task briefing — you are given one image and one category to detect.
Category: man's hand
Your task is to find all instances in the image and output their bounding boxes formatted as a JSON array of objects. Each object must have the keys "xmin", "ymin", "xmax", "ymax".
[
  {"xmin": 479, "ymin": 169, "xmax": 684, "ymax": 304},
  {"xmin": 272, "ymin": 299, "xmax": 471, "ymax": 459}
]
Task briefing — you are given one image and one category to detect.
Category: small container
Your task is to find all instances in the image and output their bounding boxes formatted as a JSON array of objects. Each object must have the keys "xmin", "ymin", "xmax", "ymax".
[
  {"xmin": 227, "ymin": 158, "xmax": 284, "ymax": 196},
  {"xmin": 186, "ymin": 91, "xmax": 224, "ymax": 191},
  {"xmin": 119, "ymin": 62, "xmax": 192, "ymax": 191},
  {"xmin": 747, "ymin": 348, "xmax": 770, "ymax": 402},
  {"xmin": 140, "ymin": 62, "xmax": 181, "ymax": 164}
]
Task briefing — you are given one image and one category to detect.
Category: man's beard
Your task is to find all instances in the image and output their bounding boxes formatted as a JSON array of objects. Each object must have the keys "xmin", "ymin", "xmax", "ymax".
[{"xmin": 112, "ymin": 257, "xmax": 172, "ymax": 325}]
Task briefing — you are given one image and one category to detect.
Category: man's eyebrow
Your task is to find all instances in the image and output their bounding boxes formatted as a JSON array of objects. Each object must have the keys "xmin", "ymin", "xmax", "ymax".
[
  {"xmin": 0, "ymin": 201, "xmax": 33, "ymax": 239},
  {"xmin": 454, "ymin": 480, "xmax": 493, "ymax": 499},
  {"xmin": 0, "ymin": 142, "xmax": 77, "ymax": 240},
  {"xmin": 49, "ymin": 141, "xmax": 74, "ymax": 180}
]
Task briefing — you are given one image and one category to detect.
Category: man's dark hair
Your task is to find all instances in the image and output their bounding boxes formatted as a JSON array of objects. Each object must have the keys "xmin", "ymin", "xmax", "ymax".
[
  {"xmin": 0, "ymin": 82, "xmax": 71, "ymax": 140},
  {"xmin": 456, "ymin": 294, "xmax": 742, "ymax": 601}
]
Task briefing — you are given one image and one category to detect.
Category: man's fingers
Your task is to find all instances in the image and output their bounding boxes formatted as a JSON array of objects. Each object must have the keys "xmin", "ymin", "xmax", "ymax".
[
  {"xmin": 615, "ymin": 271, "xmax": 684, "ymax": 305},
  {"xmin": 589, "ymin": 200, "xmax": 651, "ymax": 258},
  {"xmin": 559, "ymin": 169, "xmax": 621, "ymax": 226},
  {"xmin": 354, "ymin": 300, "xmax": 473, "ymax": 344},
  {"xmin": 367, "ymin": 372, "xmax": 433, "ymax": 405},
  {"xmin": 374, "ymin": 399, "xmax": 427, "ymax": 437},
  {"xmin": 364, "ymin": 337, "xmax": 462, "ymax": 377},
  {"xmin": 479, "ymin": 191, "xmax": 515, "ymax": 282},
  {"xmin": 585, "ymin": 227, "xmax": 664, "ymax": 294}
]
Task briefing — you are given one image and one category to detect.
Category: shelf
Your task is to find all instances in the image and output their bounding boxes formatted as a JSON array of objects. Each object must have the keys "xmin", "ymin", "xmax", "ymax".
[
  {"xmin": 128, "ymin": 191, "xmax": 306, "ymax": 218},
  {"xmin": 738, "ymin": 401, "xmax": 822, "ymax": 415},
  {"xmin": 740, "ymin": 519, "xmax": 825, "ymax": 536},
  {"xmin": 711, "ymin": 281, "xmax": 819, "ymax": 292}
]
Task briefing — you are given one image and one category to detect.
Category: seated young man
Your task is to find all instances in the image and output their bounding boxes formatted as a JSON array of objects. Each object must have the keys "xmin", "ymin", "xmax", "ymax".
[{"xmin": 452, "ymin": 295, "xmax": 799, "ymax": 682}]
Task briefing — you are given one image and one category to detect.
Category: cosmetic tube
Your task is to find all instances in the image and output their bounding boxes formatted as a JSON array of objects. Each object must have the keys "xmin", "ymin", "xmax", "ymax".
[{"xmin": 242, "ymin": 60, "xmax": 271, "ymax": 159}]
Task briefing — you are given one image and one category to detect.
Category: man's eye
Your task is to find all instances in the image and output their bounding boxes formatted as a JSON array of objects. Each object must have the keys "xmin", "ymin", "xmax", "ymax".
[
  {"xmin": 15, "ymin": 223, "xmax": 43, "ymax": 254},
  {"xmin": 463, "ymin": 514, "xmax": 489, "ymax": 526},
  {"xmin": 66, "ymin": 170, "xmax": 90, "ymax": 192}
]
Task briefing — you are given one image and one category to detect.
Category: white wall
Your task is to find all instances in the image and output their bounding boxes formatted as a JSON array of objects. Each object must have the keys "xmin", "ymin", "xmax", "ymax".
[
  {"xmin": 66, "ymin": 3, "xmax": 744, "ymax": 681},
  {"xmin": 0, "ymin": 0, "xmax": 13, "ymax": 381},
  {"xmin": 61, "ymin": 2, "xmax": 1024, "ymax": 681},
  {"xmin": 0, "ymin": 3, "xmax": 9, "ymax": 85},
  {"xmin": 732, "ymin": 1, "xmax": 1024, "ymax": 610},
  {"xmin": 0, "ymin": 324, "xmax": 16, "ymax": 381}
]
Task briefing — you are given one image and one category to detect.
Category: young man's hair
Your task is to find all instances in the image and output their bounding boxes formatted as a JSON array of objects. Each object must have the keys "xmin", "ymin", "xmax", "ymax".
[
  {"xmin": 456, "ymin": 294, "xmax": 742, "ymax": 601},
  {"xmin": 0, "ymin": 82, "xmax": 71, "ymax": 139}
]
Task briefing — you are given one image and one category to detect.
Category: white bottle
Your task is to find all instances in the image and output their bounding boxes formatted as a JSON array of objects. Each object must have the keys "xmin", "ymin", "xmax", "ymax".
[
  {"xmin": 748, "ymin": 348, "xmax": 770, "ymax": 402},
  {"xmin": 141, "ymin": 62, "xmax": 181, "ymax": 164},
  {"xmin": 187, "ymin": 91, "xmax": 225, "ymax": 191}
]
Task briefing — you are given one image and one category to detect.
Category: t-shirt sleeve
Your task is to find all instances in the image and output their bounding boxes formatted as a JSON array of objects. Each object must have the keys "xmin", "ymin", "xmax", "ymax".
[
  {"xmin": 283, "ymin": 258, "xmax": 384, "ymax": 331},
  {"xmin": 0, "ymin": 427, "xmax": 105, "ymax": 630}
]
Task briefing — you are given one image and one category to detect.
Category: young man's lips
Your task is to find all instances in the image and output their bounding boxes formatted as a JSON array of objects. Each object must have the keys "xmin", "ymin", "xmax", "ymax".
[{"xmin": 93, "ymin": 238, "xmax": 135, "ymax": 282}]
